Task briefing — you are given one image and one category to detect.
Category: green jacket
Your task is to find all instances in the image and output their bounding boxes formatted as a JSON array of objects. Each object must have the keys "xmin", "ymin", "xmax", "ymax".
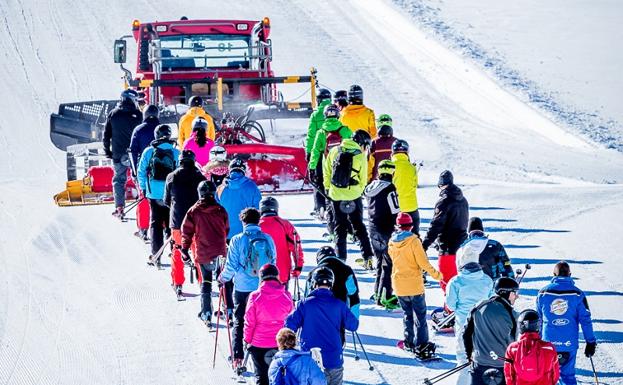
[
  {"xmin": 323, "ymin": 139, "xmax": 367, "ymax": 201},
  {"xmin": 305, "ymin": 99, "xmax": 332, "ymax": 155},
  {"xmin": 309, "ymin": 118, "xmax": 352, "ymax": 169}
]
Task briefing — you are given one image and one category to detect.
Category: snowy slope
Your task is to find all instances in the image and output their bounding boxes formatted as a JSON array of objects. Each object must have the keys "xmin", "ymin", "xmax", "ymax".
[{"xmin": 1, "ymin": 0, "xmax": 622, "ymax": 384}]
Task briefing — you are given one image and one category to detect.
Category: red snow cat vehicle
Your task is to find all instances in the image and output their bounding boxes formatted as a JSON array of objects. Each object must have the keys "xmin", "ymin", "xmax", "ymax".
[{"xmin": 52, "ymin": 17, "xmax": 317, "ymax": 206}]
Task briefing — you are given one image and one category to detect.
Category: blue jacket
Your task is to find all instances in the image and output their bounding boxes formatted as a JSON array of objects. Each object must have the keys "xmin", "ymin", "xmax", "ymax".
[
  {"xmin": 285, "ymin": 288, "xmax": 359, "ymax": 369},
  {"xmin": 537, "ymin": 276, "xmax": 596, "ymax": 352},
  {"xmin": 446, "ymin": 263, "xmax": 494, "ymax": 326},
  {"xmin": 137, "ymin": 141, "xmax": 179, "ymax": 200},
  {"xmin": 268, "ymin": 349, "xmax": 327, "ymax": 385},
  {"xmin": 129, "ymin": 116, "xmax": 158, "ymax": 169},
  {"xmin": 216, "ymin": 171, "xmax": 262, "ymax": 239},
  {"xmin": 220, "ymin": 224, "xmax": 276, "ymax": 293}
]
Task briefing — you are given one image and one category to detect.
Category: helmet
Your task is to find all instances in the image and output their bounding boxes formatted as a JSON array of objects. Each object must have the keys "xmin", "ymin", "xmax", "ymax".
[
  {"xmin": 143, "ymin": 104, "xmax": 160, "ymax": 119},
  {"xmin": 179, "ymin": 149, "xmax": 196, "ymax": 164},
  {"xmin": 377, "ymin": 114, "xmax": 393, "ymax": 127},
  {"xmin": 377, "ymin": 160, "xmax": 396, "ymax": 176},
  {"xmin": 188, "ymin": 95, "xmax": 203, "ymax": 107},
  {"xmin": 316, "ymin": 246, "xmax": 338, "ymax": 263},
  {"xmin": 260, "ymin": 196, "xmax": 279, "ymax": 215},
  {"xmin": 324, "ymin": 104, "xmax": 341, "ymax": 119},
  {"xmin": 391, "ymin": 139, "xmax": 409, "ymax": 154},
  {"xmin": 396, "ymin": 212, "xmax": 413, "ymax": 227},
  {"xmin": 210, "ymin": 146, "xmax": 227, "ymax": 162},
  {"xmin": 317, "ymin": 88, "xmax": 331, "ymax": 102},
  {"xmin": 259, "ymin": 263, "xmax": 280, "ymax": 282},
  {"xmin": 120, "ymin": 89, "xmax": 139, "ymax": 106},
  {"xmin": 154, "ymin": 124, "xmax": 172, "ymax": 140},
  {"xmin": 348, "ymin": 84, "xmax": 364, "ymax": 104},
  {"xmin": 311, "ymin": 266, "xmax": 335, "ymax": 288},
  {"xmin": 334, "ymin": 90, "xmax": 348, "ymax": 107},
  {"xmin": 494, "ymin": 277, "xmax": 519, "ymax": 296},
  {"xmin": 438, "ymin": 170, "xmax": 454, "ymax": 187},
  {"xmin": 197, "ymin": 180, "xmax": 217, "ymax": 199},
  {"xmin": 192, "ymin": 116, "xmax": 208, "ymax": 132},
  {"xmin": 517, "ymin": 309, "xmax": 540, "ymax": 334},
  {"xmin": 352, "ymin": 129, "xmax": 372, "ymax": 149},
  {"xmin": 378, "ymin": 125, "xmax": 393, "ymax": 137},
  {"xmin": 228, "ymin": 157, "xmax": 246, "ymax": 173}
]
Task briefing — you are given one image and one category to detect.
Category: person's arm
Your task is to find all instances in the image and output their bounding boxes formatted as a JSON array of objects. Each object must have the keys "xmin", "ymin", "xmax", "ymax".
[
  {"xmin": 357, "ymin": 152, "xmax": 368, "ymax": 189},
  {"xmin": 551, "ymin": 350, "xmax": 560, "ymax": 384},
  {"xmin": 343, "ymin": 302, "xmax": 360, "ymax": 332},
  {"xmin": 497, "ymin": 243, "xmax": 514, "ymax": 278},
  {"xmin": 129, "ymin": 128, "xmax": 140, "ymax": 168},
  {"xmin": 323, "ymin": 147, "xmax": 333, "ymax": 192},
  {"xmin": 243, "ymin": 294, "xmax": 257, "ymax": 345},
  {"xmin": 368, "ymin": 109, "xmax": 377, "ymax": 139},
  {"xmin": 387, "ymin": 190, "xmax": 401, "ymax": 215},
  {"xmin": 309, "ymin": 131, "xmax": 325, "ymax": 170},
  {"xmin": 287, "ymin": 223, "xmax": 304, "ymax": 272},
  {"xmin": 445, "ymin": 279, "xmax": 459, "ymax": 312},
  {"xmin": 266, "ymin": 234, "xmax": 277, "ymax": 265},
  {"xmin": 422, "ymin": 199, "xmax": 447, "ymax": 251},
  {"xmin": 163, "ymin": 173, "xmax": 173, "ymax": 207},
  {"xmin": 463, "ymin": 309, "xmax": 476, "ymax": 360},
  {"xmin": 103, "ymin": 112, "xmax": 113, "ymax": 156},
  {"xmin": 222, "ymin": 208, "xmax": 230, "ymax": 239},
  {"xmin": 205, "ymin": 112, "xmax": 216, "ymax": 141},
  {"xmin": 220, "ymin": 236, "xmax": 241, "ymax": 282},
  {"xmin": 180, "ymin": 210, "xmax": 195, "ymax": 249},
  {"xmin": 503, "ymin": 345, "xmax": 515, "ymax": 385},
  {"xmin": 285, "ymin": 303, "xmax": 303, "ymax": 332},
  {"xmin": 137, "ymin": 147, "xmax": 151, "ymax": 193},
  {"xmin": 346, "ymin": 273, "xmax": 360, "ymax": 319},
  {"xmin": 305, "ymin": 112, "xmax": 319, "ymax": 156},
  {"xmin": 177, "ymin": 114, "xmax": 187, "ymax": 148},
  {"xmin": 413, "ymin": 237, "xmax": 443, "ymax": 280},
  {"xmin": 578, "ymin": 292, "xmax": 596, "ymax": 343}
]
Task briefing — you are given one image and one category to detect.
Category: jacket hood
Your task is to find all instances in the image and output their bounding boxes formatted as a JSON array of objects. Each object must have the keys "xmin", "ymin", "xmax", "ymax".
[
  {"xmin": 227, "ymin": 173, "xmax": 252, "ymax": 189},
  {"xmin": 260, "ymin": 280, "xmax": 287, "ymax": 295},
  {"xmin": 364, "ymin": 179, "xmax": 392, "ymax": 198},
  {"xmin": 390, "ymin": 230, "xmax": 415, "ymax": 244},
  {"xmin": 151, "ymin": 141, "xmax": 175, "ymax": 150},
  {"xmin": 308, "ymin": 287, "xmax": 334, "ymax": 298},
  {"xmin": 119, "ymin": 100, "xmax": 138, "ymax": 110},
  {"xmin": 143, "ymin": 115, "xmax": 159, "ymax": 124},
  {"xmin": 323, "ymin": 118, "xmax": 344, "ymax": 132},
  {"xmin": 551, "ymin": 276, "xmax": 575, "ymax": 285},
  {"xmin": 391, "ymin": 153, "xmax": 410, "ymax": 162},
  {"xmin": 340, "ymin": 138, "xmax": 362, "ymax": 152},
  {"xmin": 460, "ymin": 265, "xmax": 488, "ymax": 279},
  {"xmin": 186, "ymin": 107, "xmax": 204, "ymax": 116},
  {"xmin": 243, "ymin": 224, "xmax": 262, "ymax": 233},
  {"xmin": 272, "ymin": 349, "xmax": 310, "ymax": 363},
  {"xmin": 343, "ymin": 104, "xmax": 367, "ymax": 113},
  {"xmin": 457, "ymin": 236, "xmax": 488, "ymax": 268},
  {"xmin": 520, "ymin": 331, "xmax": 541, "ymax": 341},
  {"xmin": 440, "ymin": 183, "xmax": 464, "ymax": 201}
]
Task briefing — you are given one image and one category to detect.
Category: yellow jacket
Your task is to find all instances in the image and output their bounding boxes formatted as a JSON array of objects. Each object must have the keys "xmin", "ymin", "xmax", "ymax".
[
  {"xmin": 340, "ymin": 104, "xmax": 377, "ymax": 138},
  {"xmin": 388, "ymin": 231, "xmax": 442, "ymax": 296},
  {"xmin": 323, "ymin": 139, "xmax": 367, "ymax": 201},
  {"xmin": 177, "ymin": 107, "xmax": 216, "ymax": 148},
  {"xmin": 392, "ymin": 153, "xmax": 418, "ymax": 212}
]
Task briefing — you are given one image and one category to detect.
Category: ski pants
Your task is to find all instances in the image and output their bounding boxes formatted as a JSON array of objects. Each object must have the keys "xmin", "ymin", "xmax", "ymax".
[
  {"xmin": 324, "ymin": 367, "xmax": 344, "ymax": 385},
  {"xmin": 438, "ymin": 253, "xmax": 458, "ymax": 294},
  {"xmin": 149, "ymin": 199, "xmax": 171, "ymax": 257},
  {"xmin": 469, "ymin": 363, "xmax": 505, "ymax": 385},
  {"xmin": 406, "ymin": 210, "xmax": 420, "ymax": 237},
  {"xmin": 454, "ymin": 322, "xmax": 470, "ymax": 385},
  {"xmin": 331, "ymin": 198, "xmax": 373, "ymax": 261},
  {"xmin": 313, "ymin": 159, "xmax": 326, "ymax": 213},
  {"xmin": 558, "ymin": 350, "xmax": 577, "ymax": 385},
  {"xmin": 370, "ymin": 228, "xmax": 393, "ymax": 303},
  {"xmin": 248, "ymin": 346, "xmax": 276, "ymax": 385},
  {"xmin": 112, "ymin": 161, "xmax": 128, "ymax": 208},
  {"xmin": 398, "ymin": 294, "xmax": 429, "ymax": 347},
  {"xmin": 197, "ymin": 265, "xmax": 213, "ymax": 320},
  {"xmin": 170, "ymin": 229, "xmax": 186, "ymax": 286},
  {"xmin": 217, "ymin": 251, "xmax": 234, "ymax": 312},
  {"xmin": 233, "ymin": 290, "xmax": 252, "ymax": 359}
]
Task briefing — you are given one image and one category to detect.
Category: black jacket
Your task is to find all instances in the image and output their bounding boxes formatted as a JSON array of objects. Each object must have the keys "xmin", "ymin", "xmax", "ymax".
[
  {"xmin": 364, "ymin": 176, "xmax": 400, "ymax": 235},
  {"xmin": 479, "ymin": 239, "xmax": 514, "ymax": 280},
  {"xmin": 103, "ymin": 101, "xmax": 142, "ymax": 161},
  {"xmin": 163, "ymin": 164, "xmax": 206, "ymax": 229},
  {"xmin": 422, "ymin": 183, "xmax": 469, "ymax": 254},
  {"xmin": 129, "ymin": 116, "xmax": 159, "ymax": 169},
  {"xmin": 306, "ymin": 257, "xmax": 360, "ymax": 311}
]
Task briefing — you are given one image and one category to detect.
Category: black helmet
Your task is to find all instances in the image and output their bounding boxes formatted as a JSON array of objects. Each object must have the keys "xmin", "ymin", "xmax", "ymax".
[
  {"xmin": 438, "ymin": 170, "xmax": 454, "ymax": 187},
  {"xmin": 192, "ymin": 116, "xmax": 208, "ymax": 132},
  {"xmin": 120, "ymin": 89, "xmax": 139, "ymax": 105},
  {"xmin": 316, "ymin": 246, "xmax": 338, "ymax": 263},
  {"xmin": 352, "ymin": 129, "xmax": 372, "ymax": 149},
  {"xmin": 260, "ymin": 196, "xmax": 279, "ymax": 215},
  {"xmin": 391, "ymin": 139, "xmax": 409, "ymax": 154},
  {"xmin": 259, "ymin": 263, "xmax": 280, "ymax": 282},
  {"xmin": 517, "ymin": 309, "xmax": 540, "ymax": 334},
  {"xmin": 378, "ymin": 125, "xmax": 393, "ymax": 137},
  {"xmin": 197, "ymin": 180, "xmax": 217, "ymax": 199},
  {"xmin": 311, "ymin": 266, "xmax": 335, "ymax": 288},
  {"xmin": 348, "ymin": 84, "xmax": 364, "ymax": 104},
  {"xmin": 154, "ymin": 124, "xmax": 172, "ymax": 140},
  {"xmin": 179, "ymin": 149, "xmax": 196, "ymax": 164},
  {"xmin": 188, "ymin": 95, "xmax": 203, "ymax": 107},
  {"xmin": 143, "ymin": 104, "xmax": 160, "ymax": 119},
  {"xmin": 317, "ymin": 88, "xmax": 331, "ymax": 102},
  {"xmin": 494, "ymin": 277, "xmax": 519, "ymax": 297},
  {"xmin": 324, "ymin": 104, "xmax": 341, "ymax": 119},
  {"xmin": 229, "ymin": 157, "xmax": 246, "ymax": 173},
  {"xmin": 334, "ymin": 90, "xmax": 348, "ymax": 107}
]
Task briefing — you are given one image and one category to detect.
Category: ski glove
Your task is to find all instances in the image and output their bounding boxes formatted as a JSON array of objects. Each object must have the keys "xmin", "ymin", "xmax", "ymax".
[
  {"xmin": 181, "ymin": 248, "xmax": 192, "ymax": 265},
  {"xmin": 292, "ymin": 266, "xmax": 303, "ymax": 278},
  {"xmin": 104, "ymin": 148, "xmax": 113, "ymax": 159},
  {"xmin": 585, "ymin": 341, "xmax": 597, "ymax": 357}
]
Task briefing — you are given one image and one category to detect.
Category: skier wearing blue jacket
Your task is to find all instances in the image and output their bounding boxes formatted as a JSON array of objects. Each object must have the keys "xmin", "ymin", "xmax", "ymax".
[
  {"xmin": 537, "ymin": 261, "xmax": 597, "ymax": 385},
  {"xmin": 268, "ymin": 328, "xmax": 327, "ymax": 385}
]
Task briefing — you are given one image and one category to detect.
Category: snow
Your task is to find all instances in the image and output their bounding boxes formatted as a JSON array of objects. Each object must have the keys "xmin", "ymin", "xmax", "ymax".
[{"xmin": 1, "ymin": 0, "xmax": 622, "ymax": 384}]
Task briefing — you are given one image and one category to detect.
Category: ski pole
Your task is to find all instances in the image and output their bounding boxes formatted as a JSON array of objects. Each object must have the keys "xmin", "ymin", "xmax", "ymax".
[
  {"xmin": 489, "ymin": 351, "xmax": 513, "ymax": 364},
  {"xmin": 353, "ymin": 331, "xmax": 374, "ymax": 371},
  {"xmin": 151, "ymin": 235, "xmax": 173, "ymax": 264},
  {"xmin": 122, "ymin": 196, "xmax": 144, "ymax": 216},
  {"xmin": 212, "ymin": 286, "xmax": 224, "ymax": 369},
  {"xmin": 423, "ymin": 361, "xmax": 471, "ymax": 385},
  {"xmin": 351, "ymin": 332, "xmax": 360, "ymax": 361},
  {"xmin": 516, "ymin": 263, "xmax": 531, "ymax": 285},
  {"xmin": 221, "ymin": 282, "xmax": 234, "ymax": 364},
  {"xmin": 589, "ymin": 356, "xmax": 600, "ymax": 385},
  {"xmin": 294, "ymin": 276, "xmax": 301, "ymax": 303}
]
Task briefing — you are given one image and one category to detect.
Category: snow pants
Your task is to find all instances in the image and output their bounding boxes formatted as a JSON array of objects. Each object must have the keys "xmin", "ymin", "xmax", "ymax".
[
  {"xmin": 170, "ymin": 230, "xmax": 186, "ymax": 286},
  {"xmin": 406, "ymin": 209, "xmax": 420, "ymax": 237},
  {"xmin": 370, "ymin": 228, "xmax": 393, "ymax": 303},
  {"xmin": 558, "ymin": 350, "xmax": 577, "ymax": 385},
  {"xmin": 469, "ymin": 363, "xmax": 505, "ymax": 385},
  {"xmin": 324, "ymin": 367, "xmax": 344, "ymax": 385},
  {"xmin": 233, "ymin": 290, "xmax": 252, "ymax": 359},
  {"xmin": 398, "ymin": 294, "xmax": 429, "ymax": 347},
  {"xmin": 331, "ymin": 198, "xmax": 373, "ymax": 261},
  {"xmin": 248, "ymin": 346, "xmax": 276, "ymax": 385},
  {"xmin": 112, "ymin": 161, "xmax": 128, "ymax": 208},
  {"xmin": 454, "ymin": 322, "xmax": 470, "ymax": 385},
  {"xmin": 197, "ymin": 264, "xmax": 214, "ymax": 320},
  {"xmin": 438, "ymin": 253, "xmax": 458, "ymax": 294},
  {"xmin": 149, "ymin": 199, "xmax": 171, "ymax": 258}
]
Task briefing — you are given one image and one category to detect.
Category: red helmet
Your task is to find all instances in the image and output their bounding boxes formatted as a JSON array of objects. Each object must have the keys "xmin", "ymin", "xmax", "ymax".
[{"xmin": 396, "ymin": 212, "xmax": 413, "ymax": 228}]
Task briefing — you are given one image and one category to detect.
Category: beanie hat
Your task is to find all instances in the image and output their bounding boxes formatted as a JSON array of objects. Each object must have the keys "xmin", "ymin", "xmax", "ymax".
[
  {"xmin": 438, "ymin": 170, "xmax": 454, "ymax": 187},
  {"xmin": 396, "ymin": 212, "xmax": 413, "ymax": 229},
  {"xmin": 468, "ymin": 217, "xmax": 484, "ymax": 232}
]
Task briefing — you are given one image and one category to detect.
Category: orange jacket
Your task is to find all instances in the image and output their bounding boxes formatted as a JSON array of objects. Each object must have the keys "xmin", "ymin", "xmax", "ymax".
[
  {"xmin": 340, "ymin": 104, "xmax": 377, "ymax": 138},
  {"xmin": 388, "ymin": 231, "xmax": 442, "ymax": 296},
  {"xmin": 177, "ymin": 107, "xmax": 216, "ymax": 148}
]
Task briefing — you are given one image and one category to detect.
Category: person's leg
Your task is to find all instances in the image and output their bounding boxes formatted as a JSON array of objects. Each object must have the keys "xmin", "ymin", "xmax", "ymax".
[
  {"xmin": 369, "ymin": 229, "xmax": 384, "ymax": 303},
  {"xmin": 112, "ymin": 161, "xmax": 128, "ymax": 209},
  {"xmin": 232, "ymin": 291, "xmax": 251, "ymax": 359},
  {"xmin": 324, "ymin": 367, "xmax": 344, "ymax": 385},
  {"xmin": 149, "ymin": 199, "xmax": 164, "ymax": 256},
  {"xmin": 413, "ymin": 294, "xmax": 430, "ymax": 346},
  {"xmin": 454, "ymin": 322, "xmax": 470, "ymax": 385},
  {"xmin": 325, "ymin": 199, "xmax": 336, "ymax": 236},
  {"xmin": 332, "ymin": 200, "xmax": 349, "ymax": 260},
  {"xmin": 438, "ymin": 253, "xmax": 458, "ymax": 294},
  {"xmin": 314, "ymin": 159, "xmax": 326, "ymax": 213},
  {"xmin": 348, "ymin": 198, "xmax": 374, "ymax": 260},
  {"xmin": 469, "ymin": 363, "xmax": 487, "ymax": 385},
  {"xmin": 558, "ymin": 351, "xmax": 578, "ymax": 385},
  {"xmin": 198, "ymin": 265, "xmax": 213, "ymax": 320},
  {"xmin": 409, "ymin": 210, "xmax": 420, "ymax": 236},
  {"xmin": 225, "ymin": 281, "xmax": 235, "ymax": 313},
  {"xmin": 381, "ymin": 253, "xmax": 394, "ymax": 299},
  {"xmin": 170, "ymin": 229, "xmax": 185, "ymax": 286},
  {"xmin": 248, "ymin": 346, "xmax": 272, "ymax": 385},
  {"xmin": 398, "ymin": 296, "xmax": 415, "ymax": 347}
]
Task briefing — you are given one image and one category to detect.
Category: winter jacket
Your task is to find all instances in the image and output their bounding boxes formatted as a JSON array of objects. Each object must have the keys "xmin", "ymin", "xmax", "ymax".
[
  {"xmin": 364, "ymin": 176, "xmax": 400, "ymax": 235},
  {"xmin": 463, "ymin": 295, "xmax": 518, "ymax": 368},
  {"xmin": 339, "ymin": 104, "xmax": 377, "ymax": 138},
  {"xmin": 504, "ymin": 332, "xmax": 560, "ymax": 385},
  {"xmin": 445, "ymin": 263, "xmax": 494, "ymax": 326},
  {"xmin": 309, "ymin": 118, "xmax": 352, "ymax": 170},
  {"xmin": 285, "ymin": 288, "xmax": 359, "ymax": 369},
  {"xmin": 177, "ymin": 107, "xmax": 216, "ymax": 148},
  {"xmin": 137, "ymin": 141, "xmax": 180, "ymax": 200},
  {"xmin": 259, "ymin": 214, "xmax": 304, "ymax": 283},
  {"xmin": 216, "ymin": 171, "xmax": 262, "ymax": 239},
  {"xmin": 391, "ymin": 153, "xmax": 419, "ymax": 213},
  {"xmin": 202, "ymin": 160, "xmax": 229, "ymax": 186},
  {"xmin": 306, "ymin": 256, "xmax": 361, "ymax": 318},
  {"xmin": 220, "ymin": 224, "xmax": 277, "ymax": 293},
  {"xmin": 268, "ymin": 349, "xmax": 327, "ymax": 385},
  {"xmin": 388, "ymin": 230, "xmax": 443, "ymax": 296},
  {"xmin": 456, "ymin": 234, "xmax": 489, "ymax": 270},
  {"xmin": 369, "ymin": 135, "xmax": 395, "ymax": 181},
  {"xmin": 536, "ymin": 276, "xmax": 595, "ymax": 352},
  {"xmin": 129, "ymin": 116, "xmax": 159, "ymax": 169},
  {"xmin": 183, "ymin": 132, "xmax": 215, "ymax": 167},
  {"xmin": 480, "ymin": 239, "xmax": 514, "ymax": 280},
  {"xmin": 244, "ymin": 280, "xmax": 293, "ymax": 348},
  {"xmin": 422, "ymin": 183, "xmax": 469, "ymax": 254},
  {"xmin": 163, "ymin": 164, "xmax": 206, "ymax": 229},
  {"xmin": 180, "ymin": 196, "xmax": 229, "ymax": 264},
  {"xmin": 305, "ymin": 99, "xmax": 332, "ymax": 155},
  {"xmin": 323, "ymin": 139, "xmax": 367, "ymax": 202},
  {"xmin": 103, "ymin": 101, "xmax": 142, "ymax": 161}
]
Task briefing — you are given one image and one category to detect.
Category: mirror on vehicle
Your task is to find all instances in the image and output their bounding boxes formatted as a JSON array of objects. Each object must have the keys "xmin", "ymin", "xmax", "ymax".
[{"xmin": 113, "ymin": 40, "xmax": 127, "ymax": 63}]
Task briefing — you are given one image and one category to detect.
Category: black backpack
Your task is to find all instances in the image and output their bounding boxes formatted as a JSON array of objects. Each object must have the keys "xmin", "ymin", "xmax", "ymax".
[
  {"xmin": 149, "ymin": 147, "xmax": 176, "ymax": 181},
  {"xmin": 331, "ymin": 147, "xmax": 361, "ymax": 188}
]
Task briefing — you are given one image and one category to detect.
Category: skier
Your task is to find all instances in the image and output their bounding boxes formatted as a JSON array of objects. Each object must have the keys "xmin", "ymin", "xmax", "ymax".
[
  {"xmin": 177, "ymin": 95, "xmax": 216, "ymax": 147},
  {"xmin": 463, "ymin": 277, "xmax": 519, "ymax": 385},
  {"xmin": 388, "ymin": 212, "xmax": 443, "ymax": 358},
  {"xmin": 422, "ymin": 170, "xmax": 469, "ymax": 294},
  {"xmin": 103, "ymin": 89, "xmax": 142, "ymax": 217},
  {"xmin": 536, "ymin": 261, "xmax": 596, "ymax": 385},
  {"xmin": 339, "ymin": 85, "xmax": 377, "ymax": 138},
  {"xmin": 268, "ymin": 328, "xmax": 327, "ymax": 385},
  {"xmin": 333, "ymin": 90, "xmax": 348, "ymax": 111},
  {"xmin": 258, "ymin": 197, "xmax": 304, "ymax": 288},
  {"xmin": 137, "ymin": 124, "xmax": 180, "ymax": 266},
  {"xmin": 163, "ymin": 150, "xmax": 206, "ymax": 296},
  {"xmin": 368, "ymin": 115, "xmax": 396, "ymax": 181},
  {"xmin": 244, "ymin": 264, "xmax": 294, "ymax": 385},
  {"xmin": 467, "ymin": 217, "xmax": 515, "ymax": 280},
  {"xmin": 322, "ymin": 130, "xmax": 374, "ymax": 265},
  {"xmin": 286, "ymin": 267, "xmax": 359, "ymax": 385},
  {"xmin": 504, "ymin": 309, "xmax": 560, "ymax": 385},
  {"xmin": 218, "ymin": 208, "xmax": 277, "ymax": 370},
  {"xmin": 364, "ymin": 160, "xmax": 400, "ymax": 307},
  {"xmin": 390, "ymin": 139, "xmax": 420, "ymax": 235},
  {"xmin": 180, "ymin": 180, "xmax": 229, "ymax": 326},
  {"xmin": 202, "ymin": 145, "xmax": 229, "ymax": 186},
  {"xmin": 182, "ymin": 117, "xmax": 215, "ymax": 167}
]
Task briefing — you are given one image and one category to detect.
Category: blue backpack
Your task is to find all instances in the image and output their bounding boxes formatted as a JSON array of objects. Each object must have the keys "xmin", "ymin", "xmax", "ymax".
[
  {"xmin": 273, "ymin": 355, "xmax": 301, "ymax": 385},
  {"xmin": 243, "ymin": 231, "xmax": 273, "ymax": 277}
]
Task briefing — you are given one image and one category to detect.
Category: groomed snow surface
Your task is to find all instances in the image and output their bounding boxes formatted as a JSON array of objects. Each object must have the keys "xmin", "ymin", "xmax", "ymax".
[{"xmin": 1, "ymin": 0, "xmax": 622, "ymax": 384}]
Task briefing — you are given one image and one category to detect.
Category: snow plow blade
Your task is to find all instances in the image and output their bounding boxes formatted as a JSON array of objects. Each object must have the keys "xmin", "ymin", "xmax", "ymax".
[
  {"xmin": 53, "ymin": 166, "xmax": 138, "ymax": 207},
  {"xmin": 50, "ymin": 100, "xmax": 118, "ymax": 151}
]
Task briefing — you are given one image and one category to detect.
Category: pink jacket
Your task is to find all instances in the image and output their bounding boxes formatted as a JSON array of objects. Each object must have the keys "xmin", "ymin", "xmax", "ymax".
[
  {"xmin": 244, "ymin": 280, "xmax": 293, "ymax": 348},
  {"xmin": 183, "ymin": 132, "xmax": 214, "ymax": 167},
  {"xmin": 260, "ymin": 215, "xmax": 304, "ymax": 283}
]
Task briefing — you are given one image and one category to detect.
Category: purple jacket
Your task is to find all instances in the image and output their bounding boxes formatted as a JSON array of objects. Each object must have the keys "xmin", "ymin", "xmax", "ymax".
[{"xmin": 183, "ymin": 132, "xmax": 215, "ymax": 167}]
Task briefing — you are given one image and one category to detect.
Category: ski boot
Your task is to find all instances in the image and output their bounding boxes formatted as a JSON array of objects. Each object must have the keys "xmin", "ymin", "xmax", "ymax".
[
  {"xmin": 414, "ymin": 342, "xmax": 437, "ymax": 360},
  {"xmin": 381, "ymin": 295, "xmax": 401, "ymax": 311},
  {"xmin": 431, "ymin": 307, "xmax": 455, "ymax": 332},
  {"xmin": 398, "ymin": 339, "xmax": 417, "ymax": 353},
  {"xmin": 112, "ymin": 206, "xmax": 125, "ymax": 221}
]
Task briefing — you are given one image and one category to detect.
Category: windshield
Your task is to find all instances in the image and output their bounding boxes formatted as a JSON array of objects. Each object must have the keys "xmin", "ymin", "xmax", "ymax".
[{"xmin": 159, "ymin": 34, "xmax": 252, "ymax": 70}]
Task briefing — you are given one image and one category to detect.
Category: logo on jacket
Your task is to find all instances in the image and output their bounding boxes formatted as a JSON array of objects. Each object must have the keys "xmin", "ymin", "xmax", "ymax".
[
  {"xmin": 552, "ymin": 318, "xmax": 569, "ymax": 326},
  {"xmin": 550, "ymin": 298, "xmax": 569, "ymax": 315}
]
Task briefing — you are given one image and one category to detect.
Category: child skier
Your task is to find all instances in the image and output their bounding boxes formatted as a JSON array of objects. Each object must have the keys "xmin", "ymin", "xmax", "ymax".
[
  {"xmin": 202, "ymin": 145, "xmax": 229, "ymax": 186},
  {"xmin": 268, "ymin": 328, "xmax": 327, "ymax": 385}
]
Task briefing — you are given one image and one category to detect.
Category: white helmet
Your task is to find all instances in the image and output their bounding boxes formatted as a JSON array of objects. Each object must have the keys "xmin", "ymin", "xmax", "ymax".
[{"xmin": 210, "ymin": 146, "xmax": 227, "ymax": 161}]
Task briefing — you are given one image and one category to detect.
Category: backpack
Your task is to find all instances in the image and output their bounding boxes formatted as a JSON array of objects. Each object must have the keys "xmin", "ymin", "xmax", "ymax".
[
  {"xmin": 243, "ymin": 231, "xmax": 273, "ymax": 277},
  {"xmin": 324, "ymin": 130, "xmax": 343, "ymax": 156},
  {"xmin": 330, "ymin": 147, "xmax": 361, "ymax": 188},
  {"xmin": 149, "ymin": 147, "xmax": 176, "ymax": 181},
  {"xmin": 273, "ymin": 355, "xmax": 301, "ymax": 385}
]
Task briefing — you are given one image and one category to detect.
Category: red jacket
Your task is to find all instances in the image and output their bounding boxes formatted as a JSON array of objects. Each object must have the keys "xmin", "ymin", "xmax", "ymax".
[
  {"xmin": 181, "ymin": 197, "xmax": 229, "ymax": 264},
  {"xmin": 504, "ymin": 332, "xmax": 560, "ymax": 385},
  {"xmin": 369, "ymin": 135, "xmax": 395, "ymax": 180},
  {"xmin": 259, "ymin": 215, "xmax": 304, "ymax": 283},
  {"xmin": 244, "ymin": 280, "xmax": 293, "ymax": 348}
]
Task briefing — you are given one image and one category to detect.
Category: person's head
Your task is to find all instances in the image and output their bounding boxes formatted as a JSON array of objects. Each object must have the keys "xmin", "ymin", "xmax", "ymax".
[
  {"xmin": 179, "ymin": 149, "xmax": 196, "ymax": 168},
  {"xmin": 553, "ymin": 261, "xmax": 571, "ymax": 277},
  {"xmin": 192, "ymin": 117, "xmax": 209, "ymax": 146},
  {"xmin": 317, "ymin": 88, "xmax": 331, "ymax": 104},
  {"xmin": 197, "ymin": 180, "xmax": 216, "ymax": 200},
  {"xmin": 323, "ymin": 104, "xmax": 341, "ymax": 120},
  {"xmin": 494, "ymin": 277, "xmax": 519, "ymax": 305},
  {"xmin": 276, "ymin": 328, "xmax": 297, "ymax": 351},
  {"xmin": 153, "ymin": 124, "xmax": 172, "ymax": 141},
  {"xmin": 378, "ymin": 125, "xmax": 393, "ymax": 137},
  {"xmin": 316, "ymin": 245, "xmax": 341, "ymax": 263},
  {"xmin": 228, "ymin": 157, "xmax": 246, "ymax": 176},
  {"xmin": 260, "ymin": 196, "xmax": 279, "ymax": 216},
  {"xmin": 143, "ymin": 104, "xmax": 160, "ymax": 120},
  {"xmin": 239, "ymin": 207, "xmax": 261, "ymax": 225},
  {"xmin": 468, "ymin": 217, "xmax": 484, "ymax": 233},
  {"xmin": 333, "ymin": 90, "xmax": 348, "ymax": 109},
  {"xmin": 188, "ymin": 95, "xmax": 203, "ymax": 108},
  {"xmin": 352, "ymin": 129, "xmax": 372, "ymax": 152},
  {"xmin": 438, "ymin": 170, "xmax": 454, "ymax": 188},
  {"xmin": 120, "ymin": 89, "xmax": 139, "ymax": 108},
  {"xmin": 210, "ymin": 146, "xmax": 227, "ymax": 162},
  {"xmin": 517, "ymin": 309, "xmax": 540, "ymax": 334},
  {"xmin": 348, "ymin": 84, "xmax": 364, "ymax": 105},
  {"xmin": 377, "ymin": 160, "xmax": 396, "ymax": 179},
  {"xmin": 396, "ymin": 212, "xmax": 413, "ymax": 231},
  {"xmin": 377, "ymin": 114, "xmax": 393, "ymax": 128},
  {"xmin": 456, "ymin": 242, "xmax": 482, "ymax": 270},
  {"xmin": 259, "ymin": 263, "xmax": 280, "ymax": 283},
  {"xmin": 391, "ymin": 139, "xmax": 409, "ymax": 155},
  {"xmin": 311, "ymin": 266, "xmax": 334, "ymax": 289}
]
